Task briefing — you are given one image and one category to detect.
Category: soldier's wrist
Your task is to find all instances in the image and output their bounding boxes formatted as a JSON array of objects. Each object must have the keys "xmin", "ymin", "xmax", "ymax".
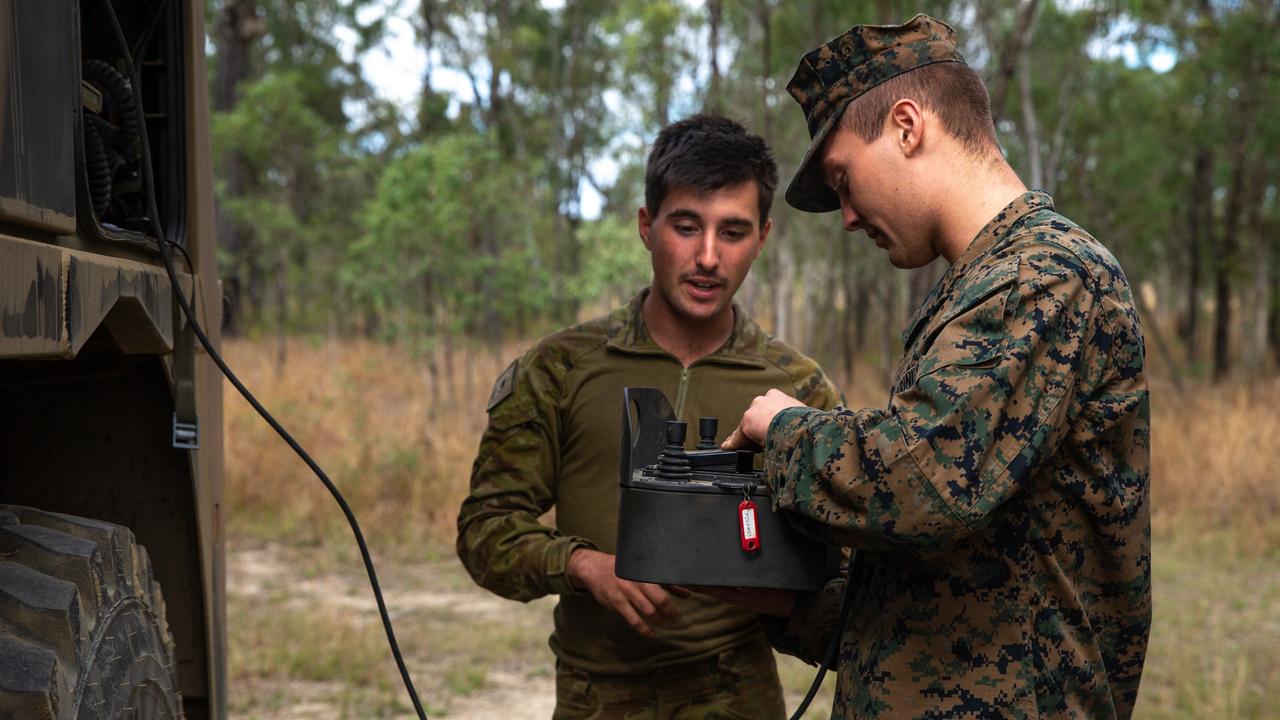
[
  {"xmin": 565, "ymin": 547, "xmax": 589, "ymax": 590},
  {"xmin": 560, "ymin": 543, "xmax": 601, "ymax": 595}
]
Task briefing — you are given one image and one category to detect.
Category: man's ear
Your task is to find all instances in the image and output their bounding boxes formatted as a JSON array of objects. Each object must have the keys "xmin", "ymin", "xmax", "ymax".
[
  {"xmin": 638, "ymin": 206, "xmax": 654, "ymax": 250},
  {"xmin": 754, "ymin": 218, "xmax": 772, "ymax": 260},
  {"xmin": 888, "ymin": 99, "xmax": 924, "ymax": 157}
]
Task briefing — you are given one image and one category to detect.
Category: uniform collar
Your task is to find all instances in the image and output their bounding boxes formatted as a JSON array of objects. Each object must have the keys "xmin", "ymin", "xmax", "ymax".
[
  {"xmin": 900, "ymin": 191, "xmax": 1054, "ymax": 346},
  {"xmin": 947, "ymin": 190, "xmax": 1054, "ymax": 281},
  {"xmin": 606, "ymin": 289, "xmax": 768, "ymax": 368}
]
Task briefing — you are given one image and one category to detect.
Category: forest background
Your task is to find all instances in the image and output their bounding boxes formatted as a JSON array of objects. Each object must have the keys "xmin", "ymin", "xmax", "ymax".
[{"xmin": 206, "ymin": 0, "xmax": 1280, "ymax": 717}]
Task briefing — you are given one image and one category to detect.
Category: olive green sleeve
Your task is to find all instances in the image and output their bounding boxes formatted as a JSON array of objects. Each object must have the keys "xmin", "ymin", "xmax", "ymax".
[
  {"xmin": 763, "ymin": 338, "xmax": 844, "ymax": 412},
  {"xmin": 455, "ymin": 358, "xmax": 596, "ymax": 601},
  {"xmin": 791, "ymin": 358, "xmax": 844, "ymax": 412}
]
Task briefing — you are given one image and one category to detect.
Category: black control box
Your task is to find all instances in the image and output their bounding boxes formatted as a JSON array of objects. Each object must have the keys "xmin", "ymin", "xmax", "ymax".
[{"xmin": 614, "ymin": 387, "xmax": 834, "ymax": 590}]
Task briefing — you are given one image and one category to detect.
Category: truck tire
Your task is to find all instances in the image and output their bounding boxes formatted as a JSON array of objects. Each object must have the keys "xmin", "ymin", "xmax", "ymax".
[{"xmin": 0, "ymin": 505, "xmax": 181, "ymax": 719}]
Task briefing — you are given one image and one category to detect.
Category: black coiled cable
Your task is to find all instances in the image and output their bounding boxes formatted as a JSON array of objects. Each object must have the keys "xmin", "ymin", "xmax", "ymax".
[
  {"xmin": 82, "ymin": 59, "xmax": 138, "ymax": 150},
  {"xmin": 82, "ymin": 114, "xmax": 114, "ymax": 217},
  {"xmin": 82, "ymin": 59, "xmax": 140, "ymax": 222}
]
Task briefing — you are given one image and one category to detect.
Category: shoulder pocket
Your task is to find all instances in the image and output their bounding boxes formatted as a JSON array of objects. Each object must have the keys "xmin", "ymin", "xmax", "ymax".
[
  {"xmin": 485, "ymin": 359, "xmax": 539, "ymax": 431},
  {"xmin": 915, "ymin": 257, "xmax": 1020, "ymax": 378},
  {"xmin": 487, "ymin": 397, "xmax": 538, "ymax": 432}
]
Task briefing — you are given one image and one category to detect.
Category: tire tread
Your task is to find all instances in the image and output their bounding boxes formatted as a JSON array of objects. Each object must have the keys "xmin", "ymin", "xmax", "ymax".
[{"xmin": 0, "ymin": 505, "xmax": 181, "ymax": 719}]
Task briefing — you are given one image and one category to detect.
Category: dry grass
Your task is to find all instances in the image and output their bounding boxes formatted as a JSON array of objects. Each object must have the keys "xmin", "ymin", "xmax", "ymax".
[
  {"xmin": 1148, "ymin": 376, "xmax": 1280, "ymax": 554},
  {"xmin": 221, "ymin": 337, "xmax": 1280, "ymax": 717},
  {"xmin": 223, "ymin": 338, "xmax": 1280, "ymax": 556},
  {"xmin": 1137, "ymin": 538, "xmax": 1280, "ymax": 719},
  {"xmin": 223, "ymin": 337, "xmax": 513, "ymax": 553}
]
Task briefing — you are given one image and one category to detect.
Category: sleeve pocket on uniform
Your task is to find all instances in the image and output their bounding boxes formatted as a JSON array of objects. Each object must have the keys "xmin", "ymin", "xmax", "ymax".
[
  {"xmin": 915, "ymin": 258, "xmax": 1020, "ymax": 379},
  {"xmin": 486, "ymin": 397, "xmax": 538, "ymax": 432}
]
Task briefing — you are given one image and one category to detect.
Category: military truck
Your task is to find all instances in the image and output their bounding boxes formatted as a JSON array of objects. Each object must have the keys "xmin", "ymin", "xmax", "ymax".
[{"xmin": 0, "ymin": 0, "xmax": 226, "ymax": 717}]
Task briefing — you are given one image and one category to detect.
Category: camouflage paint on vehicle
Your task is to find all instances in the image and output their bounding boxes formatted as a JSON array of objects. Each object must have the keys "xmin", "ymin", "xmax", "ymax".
[
  {"xmin": 0, "ymin": 1, "xmax": 225, "ymax": 716},
  {"xmin": 0, "ymin": 235, "xmax": 203, "ymax": 359}
]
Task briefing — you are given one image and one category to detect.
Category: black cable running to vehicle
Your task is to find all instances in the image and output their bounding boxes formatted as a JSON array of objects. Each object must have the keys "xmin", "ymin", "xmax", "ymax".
[
  {"xmin": 95, "ymin": 2, "xmax": 430, "ymax": 717},
  {"xmin": 165, "ymin": 237, "xmax": 194, "ymax": 274},
  {"xmin": 165, "ymin": 237, "xmax": 199, "ymax": 317}
]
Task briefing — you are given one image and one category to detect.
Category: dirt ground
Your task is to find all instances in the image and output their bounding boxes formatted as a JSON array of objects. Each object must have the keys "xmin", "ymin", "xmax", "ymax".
[
  {"xmin": 226, "ymin": 544, "xmax": 832, "ymax": 719},
  {"xmin": 225, "ymin": 535, "xmax": 1280, "ymax": 720},
  {"xmin": 228, "ymin": 544, "xmax": 559, "ymax": 719}
]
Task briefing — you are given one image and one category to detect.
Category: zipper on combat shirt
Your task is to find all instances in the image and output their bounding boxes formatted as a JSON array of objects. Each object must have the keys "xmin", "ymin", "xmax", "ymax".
[{"xmin": 674, "ymin": 366, "xmax": 691, "ymax": 418}]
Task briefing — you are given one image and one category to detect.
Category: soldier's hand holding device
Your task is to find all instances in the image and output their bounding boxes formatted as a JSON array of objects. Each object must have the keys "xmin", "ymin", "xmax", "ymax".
[{"xmin": 567, "ymin": 548, "xmax": 680, "ymax": 637}]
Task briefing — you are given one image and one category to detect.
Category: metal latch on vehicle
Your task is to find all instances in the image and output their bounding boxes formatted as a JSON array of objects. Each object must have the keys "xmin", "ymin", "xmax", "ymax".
[{"xmin": 172, "ymin": 413, "xmax": 199, "ymax": 449}]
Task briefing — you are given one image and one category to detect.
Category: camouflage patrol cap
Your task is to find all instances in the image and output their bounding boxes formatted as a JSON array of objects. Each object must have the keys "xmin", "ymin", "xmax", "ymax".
[{"xmin": 784, "ymin": 14, "xmax": 965, "ymax": 213}]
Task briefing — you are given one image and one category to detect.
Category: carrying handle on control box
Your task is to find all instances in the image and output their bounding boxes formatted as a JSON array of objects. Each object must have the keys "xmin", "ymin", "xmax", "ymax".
[{"xmin": 619, "ymin": 387, "xmax": 676, "ymax": 486}]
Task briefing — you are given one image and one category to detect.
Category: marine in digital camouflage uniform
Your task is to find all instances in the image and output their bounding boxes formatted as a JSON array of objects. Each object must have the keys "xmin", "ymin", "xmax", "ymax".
[
  {"xmin": 456, "ymin": 115, "xmax": 843, "ymax": 719},
  {"xmin": 719, "ymin": 14, "xmax": 1151, "ymax": 720}
]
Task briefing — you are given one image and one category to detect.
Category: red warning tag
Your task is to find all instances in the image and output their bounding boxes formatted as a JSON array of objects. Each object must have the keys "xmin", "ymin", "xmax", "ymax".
[{"xmin": 738, "ymin": 499, "xmax": 760, "ymax": 552}]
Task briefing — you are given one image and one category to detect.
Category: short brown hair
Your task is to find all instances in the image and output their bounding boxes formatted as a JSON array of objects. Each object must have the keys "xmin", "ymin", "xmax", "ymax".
[
  {"xmin": 842, "ymin": 62, "xmax": 998, "ymax": 157},
  {"xmin": 646, "ymin": 114, "xmax": 779, "ymax": 222}
]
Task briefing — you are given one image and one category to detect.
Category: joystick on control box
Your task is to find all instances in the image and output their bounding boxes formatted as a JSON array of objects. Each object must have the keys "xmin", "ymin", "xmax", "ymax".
[{"xmin": 615, "ymin": 387, "xmax": 837, "ymax": 590}]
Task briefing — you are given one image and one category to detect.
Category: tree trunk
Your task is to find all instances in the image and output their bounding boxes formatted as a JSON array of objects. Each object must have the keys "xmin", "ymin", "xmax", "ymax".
[
  {"xmin": 1270, "ymin": 236, "xmax": 1280, "ymax": 367},
  {"xmin": 987, "ymin": 0, "xmax": 1043, "ymax": 126},
  {"xmin": 1134, "ymin": 283, "xmax": 1185, "ymax": 391},
  {"xmin": 1246, "ymin": 234, "xmax": 1269, "ymax": 377},
  {"xmin": 1043, "ymin": 72, "xmax": 1077, "ymax": 196},
  {"xmin": 1212, "ymin": 214, "xmax": 1234, "ymax": 381},
  {"xmin": 772, "ymin": 242, "xmax": 794, "ymax": 343},
  {"xmin": 839, "ymin": 239, "xmax": 859, "ymax": 383},
  {"xmin": 876, "ymin": 0, "xmax": 896, "ymax": 24},
  {"xmin": 212, "ymin": 0, "xmax": 263, "ymax": 335},
  {"xmin": 442, "ymin": 323, "xmax": 456, "ymax": 407},
  {"xmin": 759, "ymin": 1, "xmax": 789, "ymax": 338},
  {"xmin": 706, "ymin": 0, "xmax": 722, "ymax": 113},
  {"xmin": 1214, "ymin": 136, "xmax": 1250, "ymax": 381},
  {"xmin": 1212, "ymin": 38, "xmax": 1266, "ymax": 380},
  {"xmin": 1017, "ymin": 55, "xmax": 1043, "ymax": 189},
  {"xmin": 854, "ymin": 281, "xmax": 870, "ymax": 359},
  {"xmin": 1242, "ymin": 163, "xmax": 1270, "ymax": 377},
  {"xmin": 880, "ymin": 273, "xmax": 899, "ymax": 386},
  {"xmin": 757, "ymin": 0, "xmax": 773, "ymax": 142},
  {"xmin": 740, "ymin": 274, "xmax": 759, "ymax": 318},
  {"xmin": 416, "ymin": 0, "xmax": 445, "ymax": 136},
  {"xmin": 273, "ymin": 245, "xmax": 288, "ymax": 378},
  {"xmin": 1181, "ymin": 148, "xmax": 1212, "ymax": 363},
  {"xmin": 481, "ymin": 226, "xmax": 503, "ymax": 359}
]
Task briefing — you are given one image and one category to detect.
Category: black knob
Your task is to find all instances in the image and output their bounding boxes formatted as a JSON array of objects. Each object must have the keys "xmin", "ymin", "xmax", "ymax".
[
  {"xmin": 696, "ymin": 417, "xmax": 718, "ymax": 449},
  {"xmin": 665, "ymin": 420, "xmax": 687, "ymax": 447},
  {"xmin": 655, "ymin": 420, "xmax": 692, "ymax": 481}
]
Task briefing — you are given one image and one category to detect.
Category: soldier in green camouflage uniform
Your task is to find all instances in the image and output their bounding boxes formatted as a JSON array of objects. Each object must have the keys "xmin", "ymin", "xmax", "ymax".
[
  {"xmin": 718, "ymin": 15, "xmax": 1151, "ymax": 719},
  {"xmin": 456, "ymin": 115, "xmax": 842, "ymax": 719}
]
